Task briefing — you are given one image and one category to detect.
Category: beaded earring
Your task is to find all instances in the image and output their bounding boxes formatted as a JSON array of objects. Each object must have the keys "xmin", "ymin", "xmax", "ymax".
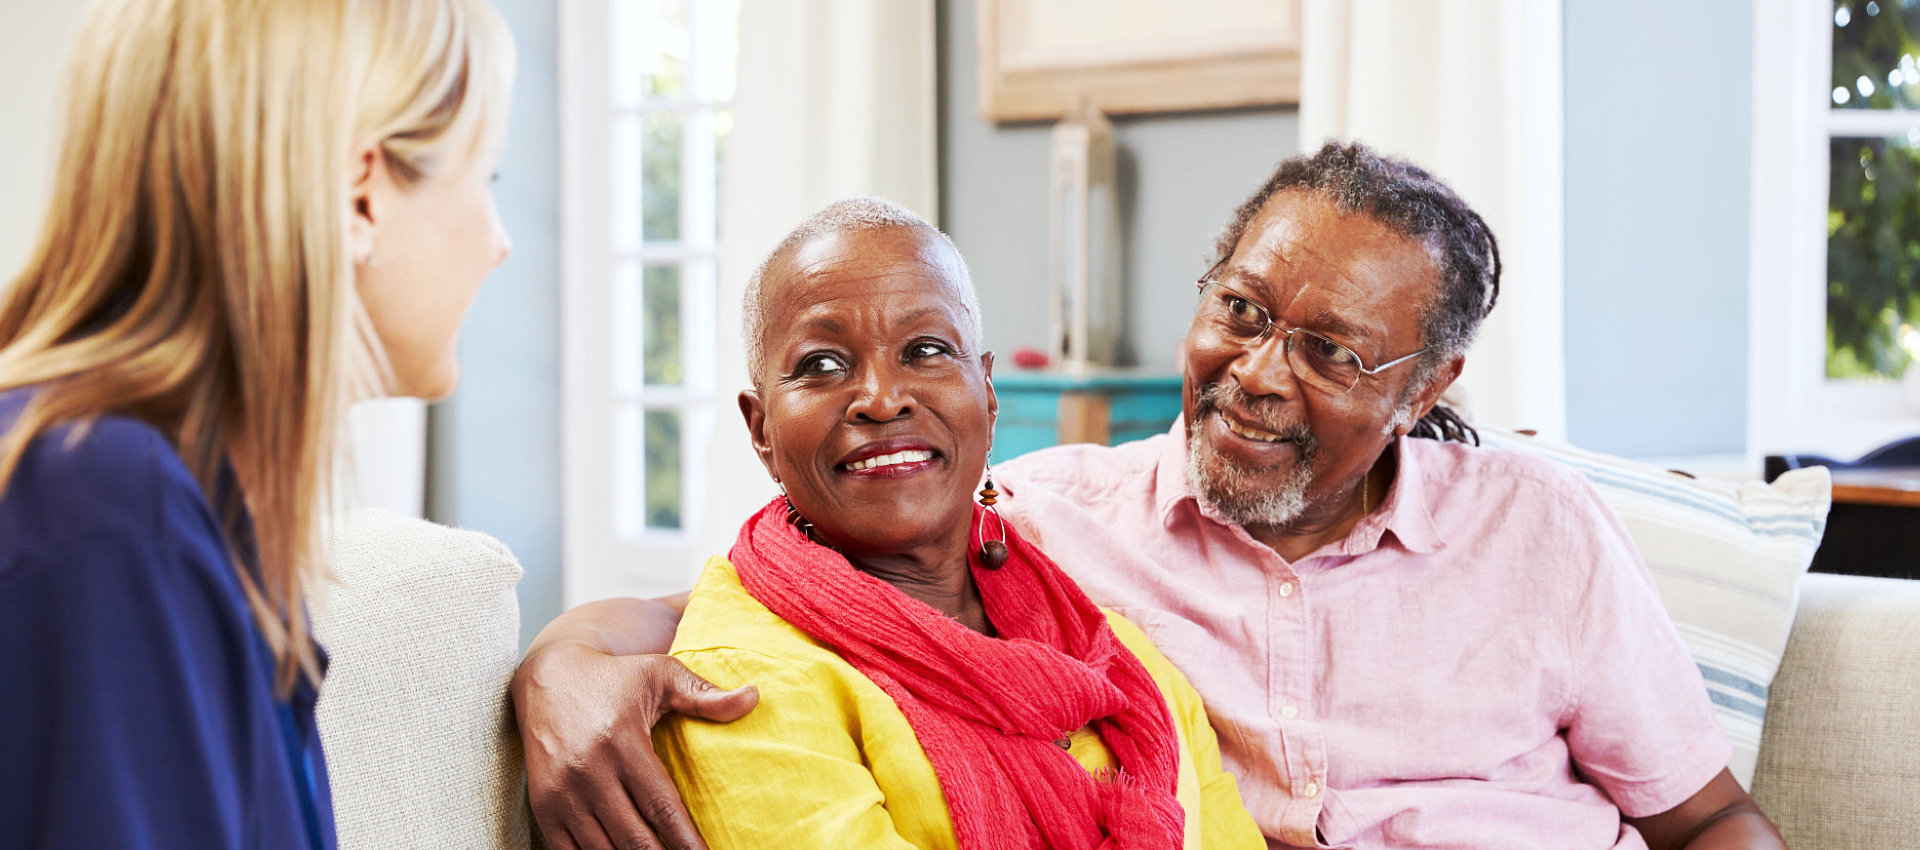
[
  {"xmin": 777, "ymin": 479, "xmax": 818, "ymax": 544},
  {"xmin": 783, "ymin": 495, "xmax": 818, "ymax": 543},
  {"xmin": 976, "ymin": 466, "xmax": 1008, "ymax": 569}
]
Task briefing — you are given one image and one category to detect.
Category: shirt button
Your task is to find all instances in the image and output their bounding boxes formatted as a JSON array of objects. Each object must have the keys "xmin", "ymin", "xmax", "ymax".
[
  {"xmin": 1280, "ymin": 705, "xmax": 1299, "ymax": 719},
  {"xmin": 1278, "ymin": 581, "xmax": 1297, "ymax": 597},
  {"xmin": 1303, "ymin": 781, "xmax": 1320, "ymax": 798}
]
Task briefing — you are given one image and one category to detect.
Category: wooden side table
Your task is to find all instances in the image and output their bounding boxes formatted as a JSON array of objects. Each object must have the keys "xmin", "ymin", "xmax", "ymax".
[
  {"xmin": 1811, "ymin": 466, "xmax": 1920, "ymax": 580},
  {"xmin": 992, "ymin": 370, "xmax": 1183, "ymax": 460},
  {"xmin": 1829, "ymin": 467, "xmax": 1920, "ymax": 508}
]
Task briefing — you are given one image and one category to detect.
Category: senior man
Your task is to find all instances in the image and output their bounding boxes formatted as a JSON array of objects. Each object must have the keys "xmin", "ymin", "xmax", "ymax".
[{"xmin": 513, "ymin": 141, "xmax": 1783, "ymax": 850}]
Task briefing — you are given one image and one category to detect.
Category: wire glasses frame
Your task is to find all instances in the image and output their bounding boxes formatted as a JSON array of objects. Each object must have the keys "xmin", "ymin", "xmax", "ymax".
[{"xmin": 1193, "ymin": 275, "xmax": 1426, "ymax": 396}]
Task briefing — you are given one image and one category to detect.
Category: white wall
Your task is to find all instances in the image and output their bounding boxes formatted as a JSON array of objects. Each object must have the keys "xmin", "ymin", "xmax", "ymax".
[{"xmin": 0, "ymin": 3, "xmax": 87, "ymax": 276}]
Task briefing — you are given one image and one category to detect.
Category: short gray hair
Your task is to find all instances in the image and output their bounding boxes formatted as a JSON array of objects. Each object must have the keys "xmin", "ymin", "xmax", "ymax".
[{"xmin": 742, "ymin": 196, "xmax": 982, "ymax": 385}]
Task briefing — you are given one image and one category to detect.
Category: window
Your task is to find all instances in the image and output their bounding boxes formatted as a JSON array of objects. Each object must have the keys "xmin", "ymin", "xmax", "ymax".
[
  {"xmin": 1826, "ymin": 0, "xmax": 1920, "ymax": 380},
  {"xmin": 561, "ymin": 0, "xmax": 739, "ymax": 602},
  {"xmin": 1750, "ymin": 0, "xmax": 1920, "ymax": 458}
]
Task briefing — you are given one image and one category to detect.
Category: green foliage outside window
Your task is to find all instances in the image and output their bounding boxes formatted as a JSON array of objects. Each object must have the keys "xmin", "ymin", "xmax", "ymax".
[
  {"xmin": 638, "ymin": 45, "xmax": 685, "ymax": 529},
  {"xmin": 645, "ymin": 410, "xmax": 682, "ymax": 530},
  {"xmin": 1829, "ymin": 1, "xmax": 1920, "ymax": 379},
  {"xmin": 1827, "ymin": 138, "xmax": 1920, "ymax": 378}
]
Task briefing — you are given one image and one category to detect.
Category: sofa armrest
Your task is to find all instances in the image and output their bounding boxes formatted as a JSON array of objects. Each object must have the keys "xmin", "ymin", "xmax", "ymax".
[
  {"xmin": 312, "ymin": 509, "xmax": 531, "ymax": 850},
  {"xmin": 1752, "ymin": 572, "xmax": 1920, "ymax": 849}
]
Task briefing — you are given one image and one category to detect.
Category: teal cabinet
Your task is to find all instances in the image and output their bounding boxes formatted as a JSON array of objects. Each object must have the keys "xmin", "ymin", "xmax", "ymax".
[{"xmin": 991, "ymin": 370, "xmax": 1183, "ymax": 460}]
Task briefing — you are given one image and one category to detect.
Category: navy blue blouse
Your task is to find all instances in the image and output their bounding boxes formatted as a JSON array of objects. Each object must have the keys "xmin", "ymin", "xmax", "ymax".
[{"xmin": 0, "ymin": 389, "xmax": 335, "ymax": 849}]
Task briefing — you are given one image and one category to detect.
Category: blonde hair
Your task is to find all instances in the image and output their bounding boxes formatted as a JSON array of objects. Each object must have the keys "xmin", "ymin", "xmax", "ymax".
[{"xmin": 0, "ymin": 0, "xmax": 514, "ymax": 694}]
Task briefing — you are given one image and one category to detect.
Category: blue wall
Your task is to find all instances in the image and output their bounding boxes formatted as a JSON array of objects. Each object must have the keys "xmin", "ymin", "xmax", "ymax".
[
  {"xmin": 428, "ymin": 0, "xmax": 563, "ymax": 648},
  {"xmin": 1563, "ymin": 0, "xmax": 1752, "ymax": 458}
]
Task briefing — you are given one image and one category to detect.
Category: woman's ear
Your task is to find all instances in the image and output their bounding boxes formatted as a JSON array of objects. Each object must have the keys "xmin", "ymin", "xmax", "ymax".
[
  {"xmin": 739, "ymin": 389, "xmax": 777, "ymax": 478},
  {"xmin": 348, "ymin": 143, "xmax": 390, "ymax": 267},
  {"xmin": 981, "ymin": 350, "xmax": 998, "ymax": 421}
]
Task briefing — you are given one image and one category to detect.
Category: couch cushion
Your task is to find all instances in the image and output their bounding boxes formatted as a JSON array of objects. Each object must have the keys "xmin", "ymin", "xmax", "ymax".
[
  {"xmin": 1752, "ymin": 572, "xmax": 1920, "ymax": 850},
  {"xmin": 1478, "ymin": 428, "xmax": 1830, "ymax": 789},
  {"xmin": 311, "ymin": 509, "xmax": 531, "ymax": 850}
]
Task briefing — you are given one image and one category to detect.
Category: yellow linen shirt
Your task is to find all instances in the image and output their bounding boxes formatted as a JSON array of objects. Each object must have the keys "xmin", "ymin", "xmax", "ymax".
[{"xmin": 653, "ymin": 557, "xmax": 1263, "ymax": 849}]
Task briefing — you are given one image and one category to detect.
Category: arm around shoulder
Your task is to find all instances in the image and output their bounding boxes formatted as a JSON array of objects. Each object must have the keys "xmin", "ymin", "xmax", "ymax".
[
  {"xmin": 653, "ymin": 647, "xmax": 927, "ymax": 850},
  {"xmin": 512, "ymin": 592, "xmax": 761, "ymax": 850}
]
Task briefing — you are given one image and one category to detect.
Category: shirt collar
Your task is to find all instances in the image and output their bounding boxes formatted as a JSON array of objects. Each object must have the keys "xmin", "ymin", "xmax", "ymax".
[
  {"xmin": 1154, "ymin": 421, "xmax": 1446, "ymax": 556},
  {"xmin": 1154, "ymin": 417, "xmax": 1199, "ymax": 527},
  {"xmin": 1340, "ymin": 436, "xmax": 1446, "ymax": 556}
]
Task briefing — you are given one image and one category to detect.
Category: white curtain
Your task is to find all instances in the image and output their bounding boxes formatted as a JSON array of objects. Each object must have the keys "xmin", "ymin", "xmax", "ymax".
[
  {"xmin": 691, "ymin": 0, "xmax": 940, "ymax": 561},
  {"xmin": 1299, "ymin": 0, "xmax": 1565, "ymax": 437}
]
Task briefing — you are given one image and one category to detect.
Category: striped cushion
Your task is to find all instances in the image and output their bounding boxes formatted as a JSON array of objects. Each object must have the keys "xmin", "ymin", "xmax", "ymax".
[{"xmin": 1478, "ymin": 428, "xmax": 1831, "ymax": 789}]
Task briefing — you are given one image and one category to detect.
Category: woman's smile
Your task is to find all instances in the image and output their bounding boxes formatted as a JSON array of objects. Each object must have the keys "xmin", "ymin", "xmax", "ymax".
[{"xmin": 837, "ymin": 438, "xmax": 943, "ymax": 477}]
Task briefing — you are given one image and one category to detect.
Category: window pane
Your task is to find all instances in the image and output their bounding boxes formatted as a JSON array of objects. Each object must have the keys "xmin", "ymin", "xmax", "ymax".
[
  {"xmin": 614, "ymin": 403, "xmax": 641, "ymax": 538},
  {"xmin": 613, "ymin": 263, "xmax": 684, "ymax": 393},
  {"xmin": 613, "ymin": 263, "xmax": 641, "ymax": 395},
  {"xmin": 1832, "ymin": 1, "xmax": 1920, "ymax": 109},
  {"xmin": 644, "ymin": 410, "xmax": 683, "ymax": 530},
  {"xmin": 613, "ymin": 117, "xmax": 640, "ymax": 253},
  {"xmin": 644, "ymin": 265, "xmax": 683, "ymax": 386},
  {"xmin": 642, "ymin": 111, "xmax": 683, "ymax": 243},
  {"xmin": 613, "ymin": 0, "xmax": 688, "ymax": 107},
  {"xmin": 1827, "ymin": 136, "xmax": 1920, "ymax": 379}
]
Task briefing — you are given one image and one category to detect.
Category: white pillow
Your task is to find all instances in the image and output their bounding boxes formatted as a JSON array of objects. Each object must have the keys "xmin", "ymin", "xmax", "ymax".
[
  {"xmin": 312, "ymin": 509, "xmax": 531, "ymax": 850},
  {"xmin": 1477, "ymin": 428, "xmax": 1831, "ymax": 789}
]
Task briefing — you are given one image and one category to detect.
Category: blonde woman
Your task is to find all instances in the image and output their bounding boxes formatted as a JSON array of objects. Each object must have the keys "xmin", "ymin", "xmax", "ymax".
[{"xmin": 0, "ymin": 0, "xmax": 513, "ymax": 847}]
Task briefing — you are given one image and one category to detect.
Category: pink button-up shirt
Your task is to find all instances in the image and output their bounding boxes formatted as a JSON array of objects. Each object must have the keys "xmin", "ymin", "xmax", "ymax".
[{"xmin": 995, "ymin": 422, "xmax": 1730, "ymax": 850}]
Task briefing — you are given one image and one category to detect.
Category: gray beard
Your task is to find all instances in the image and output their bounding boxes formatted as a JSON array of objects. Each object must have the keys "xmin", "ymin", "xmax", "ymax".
[{"xmin": 1185, "ymin": 383, "xmax": 1317, "ymax": 529}]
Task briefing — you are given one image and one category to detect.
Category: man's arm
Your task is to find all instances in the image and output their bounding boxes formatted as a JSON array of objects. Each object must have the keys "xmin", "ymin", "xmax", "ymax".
[
  {"xmin": 512, "ymin": 595, "xmax": 759, "ymax": 850},
  {"xmin": 1622, "ymin": 768, "xmax": 1786, "ymax": 850},
  {"xmin": 1554, "ymin": 476, "xmax": 1786, "ymax": 849},
  {"xmin": 523, "ymin": 593, "xmax": 690, "ymax": 658}
]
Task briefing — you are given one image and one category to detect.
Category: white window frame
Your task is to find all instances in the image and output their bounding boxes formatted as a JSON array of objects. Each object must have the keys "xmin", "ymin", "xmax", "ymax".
[
  {"xmin": 560, "ymin": 0, "xmax": 727, "ymax": 604},
  {"xmin": 1751, "ymin": 0, "xmax": 1920, "ymax": 460}
]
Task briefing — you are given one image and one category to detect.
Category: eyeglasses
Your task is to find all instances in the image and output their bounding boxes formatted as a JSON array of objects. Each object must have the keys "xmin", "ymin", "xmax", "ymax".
[{"xmin": 1193, "ymin": 275, "xmax": 1425, "ymax": 396}]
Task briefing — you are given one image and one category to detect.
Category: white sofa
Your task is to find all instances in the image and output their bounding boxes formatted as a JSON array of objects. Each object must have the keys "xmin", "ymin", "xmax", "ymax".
[{"xmin": 312, "ymin": 511, "xmax": 1920, "ymax": 850}]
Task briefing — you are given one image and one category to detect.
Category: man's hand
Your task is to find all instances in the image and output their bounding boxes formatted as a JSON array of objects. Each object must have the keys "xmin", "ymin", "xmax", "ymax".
[{"xmin": 511, "ymin": 600, "xmax": 758, "ymax": 850}]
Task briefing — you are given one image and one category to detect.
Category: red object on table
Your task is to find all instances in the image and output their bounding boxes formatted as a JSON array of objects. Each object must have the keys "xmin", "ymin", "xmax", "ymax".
[{"xmin": 1011, "ymin": 347, "xmax": 1050, "ymax": 370}]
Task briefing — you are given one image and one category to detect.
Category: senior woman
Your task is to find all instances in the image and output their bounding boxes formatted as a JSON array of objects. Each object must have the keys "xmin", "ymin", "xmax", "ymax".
[{"xmin": 643, "ymin": 198, "xmax": 1260, "ymax": 850}]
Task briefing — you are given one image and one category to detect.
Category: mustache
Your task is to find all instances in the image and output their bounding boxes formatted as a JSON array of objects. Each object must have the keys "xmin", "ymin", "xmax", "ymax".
[{"xmin": 1192, "ymin": 382, "xmax": 1316, "ymax": 448}]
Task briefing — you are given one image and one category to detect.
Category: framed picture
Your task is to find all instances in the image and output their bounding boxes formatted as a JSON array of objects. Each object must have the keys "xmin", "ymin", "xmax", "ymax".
[{"xmin": 976, "ymin": 0, "xmax": 1300, "ymax": 122}]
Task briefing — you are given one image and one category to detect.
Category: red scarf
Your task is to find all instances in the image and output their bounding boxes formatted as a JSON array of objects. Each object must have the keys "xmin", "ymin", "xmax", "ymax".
[{"xmin": 729, "ymin": 497, "xmax": 1185, "ymax": 850}]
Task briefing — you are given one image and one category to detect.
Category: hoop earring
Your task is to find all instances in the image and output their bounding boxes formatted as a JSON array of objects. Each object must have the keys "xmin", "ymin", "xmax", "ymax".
[{"xmin": 976, "ymin": 466, "xmax": 1009, "ymax": 569}]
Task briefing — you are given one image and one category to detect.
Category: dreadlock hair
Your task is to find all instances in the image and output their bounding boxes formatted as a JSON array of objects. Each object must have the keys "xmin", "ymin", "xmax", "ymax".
[{"xmin": 1213, "ymin": 139, "xmax": 1501, "ymax": 445}]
